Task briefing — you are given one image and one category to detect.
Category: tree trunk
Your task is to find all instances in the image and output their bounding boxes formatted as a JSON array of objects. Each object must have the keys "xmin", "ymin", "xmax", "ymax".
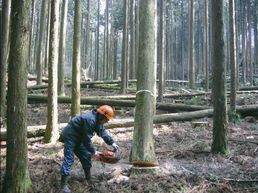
[
  {"xmin": 204, "ymin": 0, "xmax": 209, "ymax": 92},
  {"xmin": 44, "ymin": 1, "xmax": 50, "ymax": 75},
  {"xmin": 0, "ymin": 0, "xmax": 11, "ymax": 127},
  {"xmin": 28, "ymin": 0, "xmax": 36, "ymax": 73},
  {"xmin": 241, "ymin": 1, "xmax": 247, "ymax": 84},
  {"xmin": 113, "ymin": 31, "xmax": 118, "ymax": 80},
  {"xmin": 85, "ymin": 0, "xmax": 91, "ymax": 70},
  {"xmin": 229, "ymin": 0, "xmax": 237, "ymax": 115},
  {"xmin": 131, "ymin": 0, "xmax": 159, "ymax": 172},
  {"xmin": 71, "ymin": 0, "xmax": 82, "ymax": 117},
  {"xmin": 95, "ymin": 0, "xmax": 100, "ymax": 80},
  {"xmin": 58, "ymin": 0, "xmax": 68, "ymax": 96},
  {"xmin": 246, "ymin": 0, "xmax": 252, "ymax": 85},
  {"xmin": 121, "ymin": 0, "xmax": 129, "ymax": 94},
  {"xmin": 44, "ymin": 0, "xmax": 60, "ymax": 143},
  {"xmin": 253, "ymin": 0, "xmax": 258, "ymax": 72},
  {"xmin": 158, "ymin": 0, "xmax": 165, "ymax": 102},
  {"xmin": 36, "ymin": 0, "xmax": 48, "ymax": 85},
  {"xmin": 211, "ymin": 0, "xmax": 228, "ymax": 154},
  {"xmin": 129, "ymin": 0, "xmax": 136, "ymax": 79},
  {"xmin": 135, "ymin": 0, "xmax": 139, "ymax": 76},
  {"xmin": 2, "ymin": 0, "xmax": 32, "ymax": 192},
  {"xmin": 103, "ymin": 0, "xmax": 109, "ymax": 79},
  {"xmin": 188, "ymin": 0, "xmax": 195, "ymax": 89}
]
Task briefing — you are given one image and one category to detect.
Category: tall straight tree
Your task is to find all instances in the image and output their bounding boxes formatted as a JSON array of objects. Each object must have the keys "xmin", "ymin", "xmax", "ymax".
[
  {"xmin": 71, "ymin": 0, "xmax": 82, "ymax": 117},
  {"xmin": 129, "ymin": 0, "xmax": 136, "ymax": 79},
  {"xmin": 44, "ymin": 0, "xmax": 60, "ymax": 143},
  {"xmin": 58, "ymin": 0, "xmax": 68, "ymax": 96},
  {"xmin": 158, "ymin": 0, "xmax": 165, "ymax": 102},
  {"xmin": 131, "ymin": 0, "xmax": 159, "ymax": 171},
  {"xmin": 203, "ymin": 0, "xmax": 209, "ymax": 92},
  {"xmin": 28, "ymin": 0, "xmax": 36, "ymax": 72},
  {"xmin": 121, "ymin": 0, "xmax": 129, "ymax": 94},
  {"xmin": 84, "ymin": 0, "xmax": 91, "ymax": 69},
  {"xmin": 229, "ymin": 0, "xmax": 237, "ymax": 117},
  {"xmin": 211, "ymin": 0, "xmax": 228, "ymax": 154},
  {"xmin": 36, "ymin": 0, "xmax": 48, "ymax": 85},
  {"xmin": 188, "ymin": 0, "xmax": 195, "ymax": 89},
  {"xmin": 241, "ymin": 0, "xmax": 246, "ymax": 84},
  {"xmin": 135, "ymin": 0, "xmax": 139, "ymax": 76},
  {"xmin": 104, "ymin": 0, "xmax": 109, "ymax": 79},
  {"xmin": 0, "ymin": 0, "xmax": 11, "ymax": 127},
  {"xmin": 2, "ymin": 0, "xmax": 32, "ymax": 192},
  {"xmin": 95, "ymin": 0, "xmax": 100, "ymax": 80},
  {"xmin": 254, "ymin": 0, "xmax": 258, "ymax": 70}
]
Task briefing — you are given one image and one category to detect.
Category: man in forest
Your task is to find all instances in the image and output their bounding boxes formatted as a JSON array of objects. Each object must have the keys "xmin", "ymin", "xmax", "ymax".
[{"xmin": 59, "ymin": 105, "xmax": 120, "ymax": 193}]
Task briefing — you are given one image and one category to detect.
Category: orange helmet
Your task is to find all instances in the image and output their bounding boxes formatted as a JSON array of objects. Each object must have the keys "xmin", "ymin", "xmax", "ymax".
[{"xmin": 97, "ymin": 105, "xmax": 114, "ymax": 120}]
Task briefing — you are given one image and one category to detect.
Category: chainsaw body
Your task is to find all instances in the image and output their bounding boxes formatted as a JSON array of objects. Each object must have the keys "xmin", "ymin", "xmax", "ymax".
[{"xmin": 93, "ymin": 149, "xmax": 121, "ymax": 164}]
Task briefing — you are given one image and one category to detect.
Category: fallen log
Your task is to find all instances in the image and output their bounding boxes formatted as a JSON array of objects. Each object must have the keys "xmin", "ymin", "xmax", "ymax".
[
  {"xmin": 236, "ymin": 105, "xmax": 258, "ymax": 117},
  {"xmin": 27, "ymin": 94, "xmax": 209, "ymax": 112},
  {"xmin": 27, "ymin": 76, "xmax": 48, "ymax": 83},
  {"xmin": 27, "ymin": 94, "xmax": 258, "ymax": 115},
  {"xmin": 28, "ymin": 94, "xmax": 136, "ymax": 107},
  {"xmin": 239, "ymin": 86, "xmax": 258, "ymax": 91},
  {"xmin": 27, "ymin": 79, "xmax": 138, "ymax": 90},
  {"xmin": 157, "ymin": 103, "xmax": 209, "ymax": 112},
  {"xmin": 0, "ymin": 109, "xmax": 213, "ymax": 141},
  {"xmin": 2, "ymin": 104, "xmax": 258, "ymax": 141}
]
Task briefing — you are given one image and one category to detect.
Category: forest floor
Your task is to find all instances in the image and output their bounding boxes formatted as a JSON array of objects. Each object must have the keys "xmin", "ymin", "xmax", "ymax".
[{"xmin": 1, "ymin": 86, "xmax": 258, "ymax": 193}]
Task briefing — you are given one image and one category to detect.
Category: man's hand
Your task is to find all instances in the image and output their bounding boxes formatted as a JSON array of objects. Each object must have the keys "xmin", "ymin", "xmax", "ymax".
[
  {"xmin": 112, "ymin": 143, "xmax": 120, "ymax": 151},
  {"xmin": 94, "ymin": 151, "xmax": 101, "ymax": 156},
  {"xmin": 92, "ymin": 151, "xmax": 102, "ymax": 160}
]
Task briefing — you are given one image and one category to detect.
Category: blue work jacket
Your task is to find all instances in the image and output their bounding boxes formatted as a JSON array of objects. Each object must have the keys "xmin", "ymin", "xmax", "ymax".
[{"xmin": 60, "ymin": 109, "xmax": 114, "ymax": 154}]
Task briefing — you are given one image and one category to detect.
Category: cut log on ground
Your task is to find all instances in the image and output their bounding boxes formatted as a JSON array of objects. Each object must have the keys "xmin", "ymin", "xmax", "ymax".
[
  {"xmin": 27, "ymin": 94, "xmax": 210, "ymax": 112},
  {"xmin": 239, "ymin": 86, "xmax": 258, "ymax": 91}
]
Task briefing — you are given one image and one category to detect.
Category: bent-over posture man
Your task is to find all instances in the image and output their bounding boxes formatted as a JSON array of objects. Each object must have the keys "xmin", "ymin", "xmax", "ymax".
[{"xmin": 59, "ymin": 105, "xmax": 119, "ymax": 193}]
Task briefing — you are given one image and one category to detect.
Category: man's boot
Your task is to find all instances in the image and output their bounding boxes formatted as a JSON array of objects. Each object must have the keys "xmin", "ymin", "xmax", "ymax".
[
  {"xmin": 61, "ymin": 175, "xmax": 71, "ymax": 193},
  {"xmin": 84, "ymin": 168, "xmax": 91, "ymax": 181}
]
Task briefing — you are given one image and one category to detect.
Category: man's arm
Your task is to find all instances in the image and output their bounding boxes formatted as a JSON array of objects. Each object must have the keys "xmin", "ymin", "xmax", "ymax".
[{"xmin": 97, "ymin": 125, "xmax": 114, "ymax": 145}]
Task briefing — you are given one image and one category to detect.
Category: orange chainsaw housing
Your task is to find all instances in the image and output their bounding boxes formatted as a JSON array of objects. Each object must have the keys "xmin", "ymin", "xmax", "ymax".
[{"xmin": 93, "ymin": 149, "xmax": 121, "ymax": 164}]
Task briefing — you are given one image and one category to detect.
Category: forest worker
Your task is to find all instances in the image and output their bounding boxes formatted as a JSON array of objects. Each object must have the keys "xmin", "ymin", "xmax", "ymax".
[{"xmin": 59, "ymin": 105, "xmax": 120, "ymax": 193}]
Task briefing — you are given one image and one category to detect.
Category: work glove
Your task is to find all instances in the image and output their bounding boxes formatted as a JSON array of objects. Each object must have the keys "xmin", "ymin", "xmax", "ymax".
[
  {"xmin": 92, "ymin": 151, "xmax": 102, "ymax": 161},
  {"xmin": 112, "ymin": 143, "xmax": 120, "ymax": 151},
  {"xmin": 94, "ymin": 151, "xmax": 102, "ymax": 156}
]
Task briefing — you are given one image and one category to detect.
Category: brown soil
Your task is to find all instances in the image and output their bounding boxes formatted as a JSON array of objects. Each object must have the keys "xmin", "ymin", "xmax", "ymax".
[{"xmin": 1, "ymin": 87, "xmax": 258, "ymax": 193}]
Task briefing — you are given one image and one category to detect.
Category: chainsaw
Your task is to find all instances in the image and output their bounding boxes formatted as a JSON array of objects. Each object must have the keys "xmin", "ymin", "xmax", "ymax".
[{"xmin": 93, "ymin": 148, "xmax": 122, "ymax": 164}]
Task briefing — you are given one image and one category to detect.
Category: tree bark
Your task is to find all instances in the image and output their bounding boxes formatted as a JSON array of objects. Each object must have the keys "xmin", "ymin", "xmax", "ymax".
[
  {"xmin": 211, "ymin": 0, "xmax": 228, "ymax": 154},
  {"xmin": 158, "ymin": 0, "xmax": 165, "ymax": 102},
  {"xmin": 36, "ymin": 0, "xmax": 48, "ymax": 85},
  {"xmin": 129, "ymin": 0, "xmax": 136, "ymax": 79},
  {"xmin": 71, "ymin": 0, "xmax": 82, "ymax": 117},
  {"xmin": 204, "ymin": 0, "xmax": 209, "ymax": 92},
  {"xmin": 121, "ymin": 0, "xmax": 129, "ymax": 94},
  {"xmin": 131, "ymin": 0, "xmax": 159, "ymax": 171},
  {"xmin": 0, "ymin": 0, "xmax": 11, "ymax": 127},
  {"xmin": 188, "ymin": 0, "xmax": 195, "ymax": 89},
  {"xmin": 58, "ymin": 0, "xmax": 68, "ymax": 96},
  {"xmin": 95, "ymin": 0, "xmax": 100, "ymax": 80},
  {"xmin": 44, "ymin": 0, "xmax": 60, "ymax": 143},
  {"xmin": 229, "ymin": 0, "xmax": 237, "ymax": 116},
  {"xmin": 2, "ymin": 0, "xmax": 32, "ymax": 192}
]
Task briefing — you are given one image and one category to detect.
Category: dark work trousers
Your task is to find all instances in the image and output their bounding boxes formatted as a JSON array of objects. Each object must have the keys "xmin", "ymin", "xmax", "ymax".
[{"xmin": 60, "ymin": 138, "xmax": 92, "ymax": 176}]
